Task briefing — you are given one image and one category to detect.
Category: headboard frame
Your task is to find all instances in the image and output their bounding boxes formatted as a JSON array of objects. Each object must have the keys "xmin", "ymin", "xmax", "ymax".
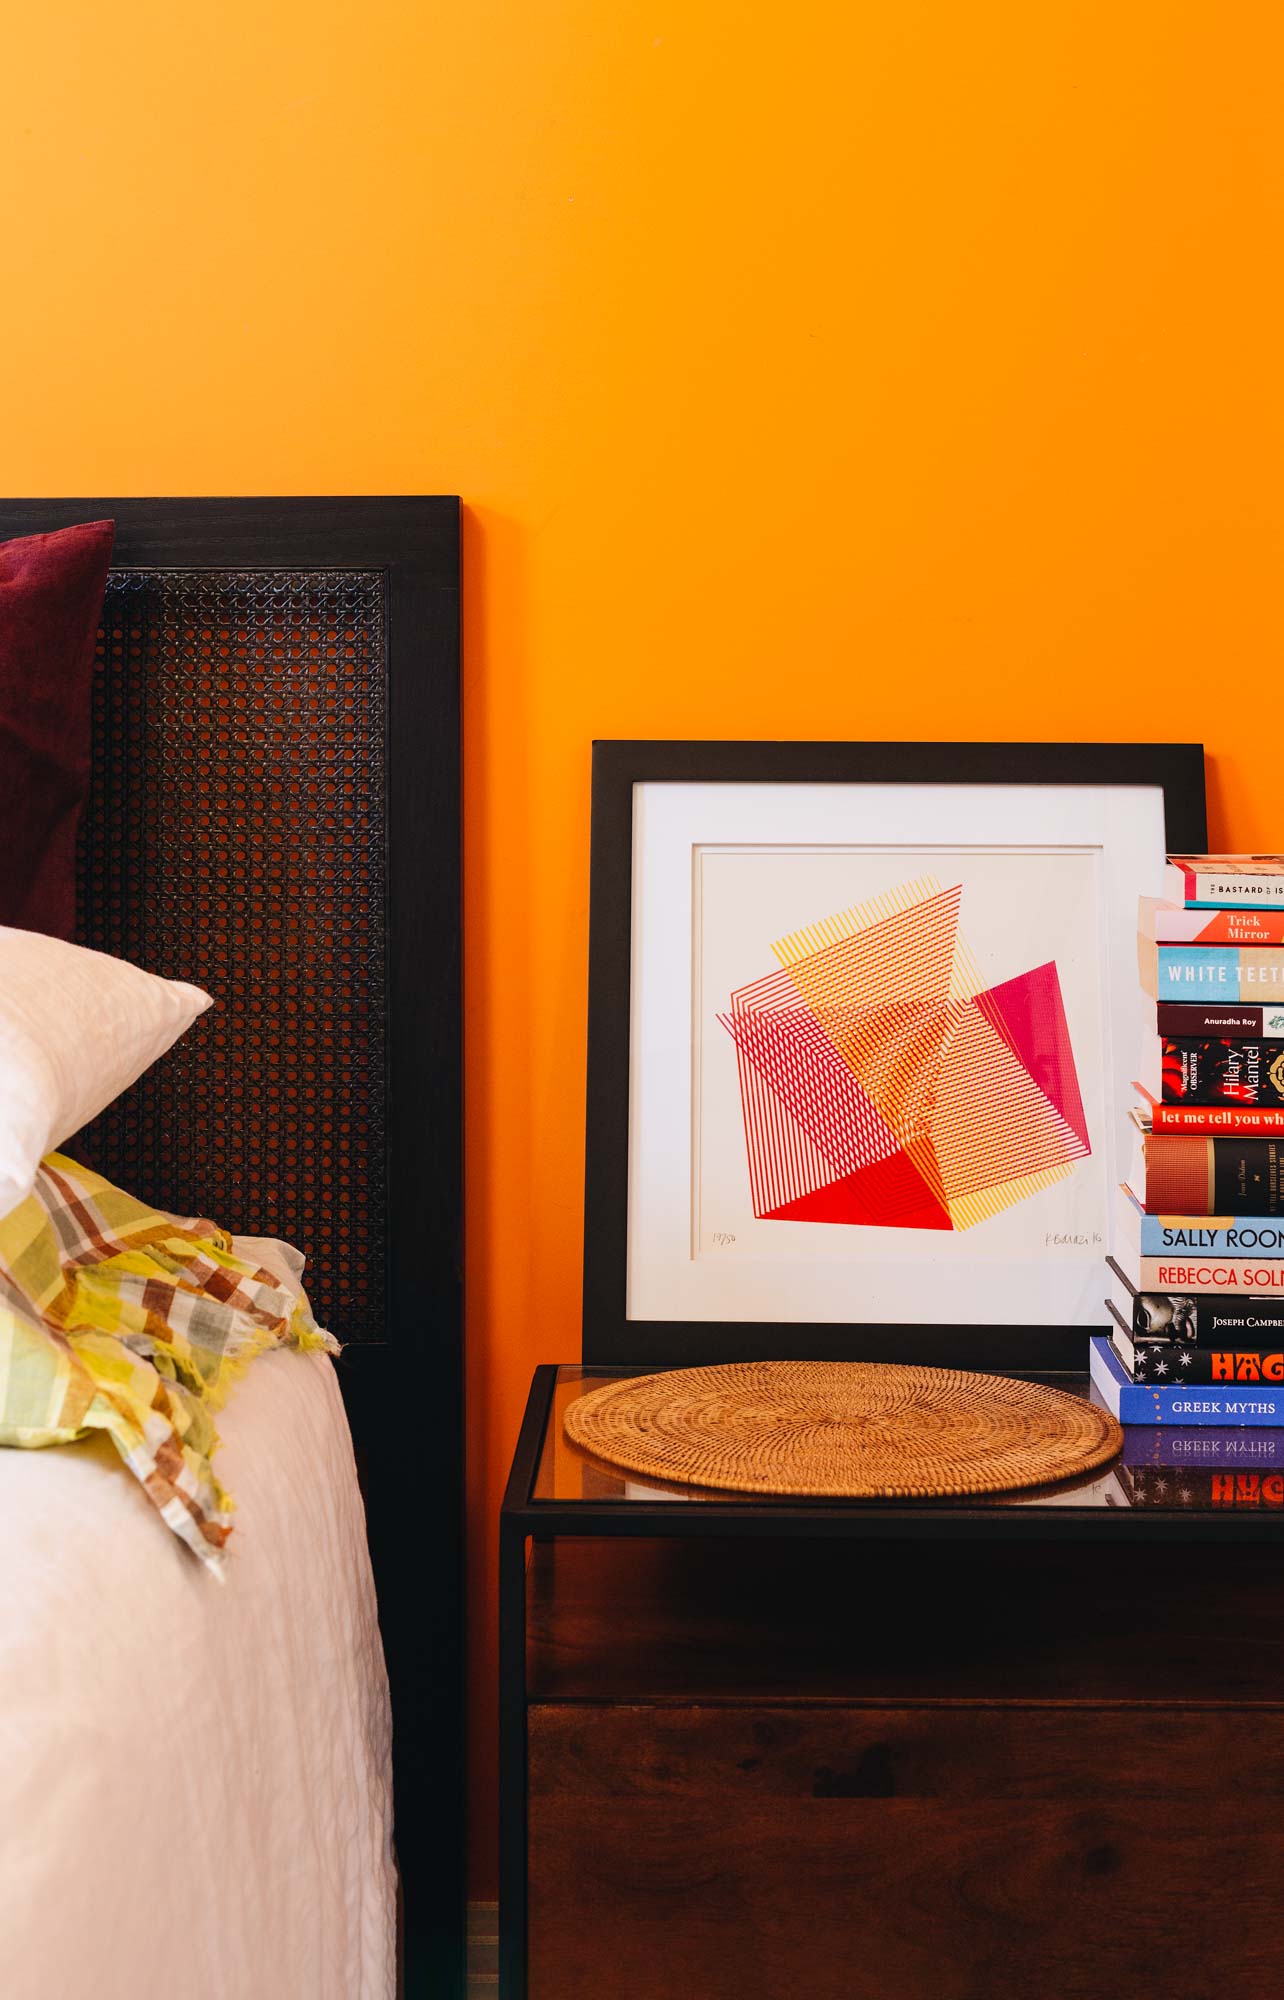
[{"xmin": 0, "ymin": 497, "xmax": 463, "ymax": 1992}]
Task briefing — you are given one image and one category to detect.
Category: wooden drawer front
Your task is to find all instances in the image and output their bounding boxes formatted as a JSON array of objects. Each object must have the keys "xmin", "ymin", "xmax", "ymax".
[
  {"xmin": 529, "ymin": 1537, "xmax": 1284, "ymax": 1707},
  {"xmin": 529, "ymin": 1704, "xmax": 1284, "ymax": 2000}
]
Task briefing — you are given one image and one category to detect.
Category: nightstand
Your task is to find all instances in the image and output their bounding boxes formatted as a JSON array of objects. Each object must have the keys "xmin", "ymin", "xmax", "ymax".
[{"xmin": 500, "ymin": 1364, "xmax": 1284, "ymax": 2000}]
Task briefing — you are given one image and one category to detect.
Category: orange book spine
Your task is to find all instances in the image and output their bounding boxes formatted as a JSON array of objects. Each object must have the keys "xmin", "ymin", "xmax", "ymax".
[
  {"xmin": 1151, "ymin": 1104, "xmax": 1284, "ymax": 1136},
  {"xmin": 1156, "ymin": 910, "xmax": 1284, "ymax": 945}
]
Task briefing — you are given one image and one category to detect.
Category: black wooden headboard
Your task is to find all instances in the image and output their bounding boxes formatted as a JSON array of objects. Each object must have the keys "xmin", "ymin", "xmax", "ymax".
[{"xmin": 0, "ymin": 497, "xmax": 463, "ymax": 1996}]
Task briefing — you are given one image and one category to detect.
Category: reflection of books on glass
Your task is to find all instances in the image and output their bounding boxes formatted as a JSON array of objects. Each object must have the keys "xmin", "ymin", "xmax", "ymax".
[{"xmin": 1118, "ymin": 1462, "xmax": 1284, "ymax": 1510}]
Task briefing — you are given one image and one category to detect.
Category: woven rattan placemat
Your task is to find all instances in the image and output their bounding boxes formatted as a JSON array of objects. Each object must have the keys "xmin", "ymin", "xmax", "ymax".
[{"xmin": 563, "ymin": 1360, "xmax": 1122, "ymax": 1499}]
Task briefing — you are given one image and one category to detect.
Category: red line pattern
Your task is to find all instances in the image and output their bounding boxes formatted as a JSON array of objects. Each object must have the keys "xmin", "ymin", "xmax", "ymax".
[{"xmin": 718, "ymin": 1001, "xmax": 901, "ymax": 1218}]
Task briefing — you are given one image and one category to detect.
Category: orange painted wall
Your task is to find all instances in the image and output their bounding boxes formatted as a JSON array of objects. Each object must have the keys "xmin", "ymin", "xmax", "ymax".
[{"xmin": 5, "ymin": 0, "xmax": 1282, "ymax": 1894}]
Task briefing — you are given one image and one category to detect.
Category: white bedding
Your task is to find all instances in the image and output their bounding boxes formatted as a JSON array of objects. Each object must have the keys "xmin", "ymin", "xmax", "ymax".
[{"xmin": 0, "ymin": 1332, "xmax": 395, "ymax": 2000}]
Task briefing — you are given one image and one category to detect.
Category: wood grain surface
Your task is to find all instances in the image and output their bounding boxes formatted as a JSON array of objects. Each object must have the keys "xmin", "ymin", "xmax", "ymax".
[{"xmin": 530, "ymin": 1703, "xmax": 1284, "ymax": 1999}]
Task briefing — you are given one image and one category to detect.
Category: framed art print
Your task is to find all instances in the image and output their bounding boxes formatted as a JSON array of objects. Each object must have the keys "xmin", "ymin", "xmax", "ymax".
[{"xmin": 581, "ymin": 740, "xmax": 1207, "ymax": 1370}]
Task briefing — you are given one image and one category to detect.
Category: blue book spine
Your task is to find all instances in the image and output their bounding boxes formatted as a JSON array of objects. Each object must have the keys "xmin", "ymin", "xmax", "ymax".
[
  {"xmin": 1090, "ymin": 1336, "xmax": 1284, "ymax": 1426},
  {"xmin": 1137, "ymin": 1215, "xmax": 1284, "ymax": 1256},
  {"xmin": 1157, "ymin": 946, "xmax": 1240, "ymax": 1000}
]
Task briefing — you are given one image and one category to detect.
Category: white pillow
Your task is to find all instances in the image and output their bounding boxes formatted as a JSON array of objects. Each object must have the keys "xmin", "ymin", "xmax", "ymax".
[{"xmin": 0, "ymin": 928, "xmax": 211, "ymax": 1220}]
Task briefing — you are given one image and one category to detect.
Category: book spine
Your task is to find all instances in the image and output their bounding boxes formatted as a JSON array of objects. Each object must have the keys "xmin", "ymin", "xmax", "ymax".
[
  {"xmin": 1091, "ymin": 1337, "xmax": 1284, "ymax": 1425},
  {"xmin": 1143, "ymin": 1135, "xmax": 1284, "ymax": 1214},
  {"xmin": 1151, "ymin": 908, "xmax": 1284, "ymax": 945},
  {"xmin": 1123, "ymin": 1291, "xmax": 1284, "ymax": 1338},
  {"xmin": 1137, "ymin": 1216, "xmax": 1284, "ymax": 1256},
  {"xmin": 1175, "ymin": 868, "xmax": 1284, "ymax": 910},
  {"xmin": 1157, "ymin": 947, "xmax": 1284, "ymax": 1002},
  {"xmin": 1129, "ymin": 1345, "xmax": 1284, "ymax": 1386},
  {"xmin": 1126, "ymin": 1378, "xmax": 1284, "ymax": 1425},
  {"xmin": 1165, "ymin": 860, "xmax": 1197, "ymax": 905},
  {"xmin": 1134, "ymin": 1255, "xmax": 1284, "ymax": 1292},
  {"xmin": 1156, "ymin": 1002, "xmax": 1284, "ymax": 1037},
  {"xmin": 1161, "ymin": 1038, "xmax": 1284, "ymax": 1108},
  {"xmin": 1151, "ymin": 1103, "xmax": 1284, "ymax": 1135}
]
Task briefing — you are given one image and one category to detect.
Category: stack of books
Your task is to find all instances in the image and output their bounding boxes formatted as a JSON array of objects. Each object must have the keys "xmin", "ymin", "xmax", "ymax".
[{"xmin": 1091, "ymin": 854, "xmax": 1284, "ymax": 1428}]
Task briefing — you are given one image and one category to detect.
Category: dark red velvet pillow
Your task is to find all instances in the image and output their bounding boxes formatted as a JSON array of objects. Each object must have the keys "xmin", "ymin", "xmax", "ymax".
[{"xmin": 0, "ymin": 520, "xmax": 114, "ymax": 939}]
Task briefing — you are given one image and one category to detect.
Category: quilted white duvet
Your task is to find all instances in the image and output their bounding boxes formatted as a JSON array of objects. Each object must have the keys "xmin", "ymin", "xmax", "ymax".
[{"xmin": 0, "ymin": 1337, "xmax": 396, "ymax": 2000}]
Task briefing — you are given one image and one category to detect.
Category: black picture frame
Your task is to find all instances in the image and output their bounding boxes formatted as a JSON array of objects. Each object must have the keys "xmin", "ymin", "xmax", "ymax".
[
  {"xmin": 0, "ymin": 498, "xmax": 464, "ymax": 1997},
  {"xmin": 582, "ymin": 739, "xmax": 1207, "ymax": 1373}
]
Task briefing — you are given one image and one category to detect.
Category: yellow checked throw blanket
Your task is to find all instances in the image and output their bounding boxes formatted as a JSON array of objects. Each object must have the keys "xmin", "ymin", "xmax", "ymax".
[{"xmin": 0, "ymin": 1154, "xmax": 337, "ymax": 1573}]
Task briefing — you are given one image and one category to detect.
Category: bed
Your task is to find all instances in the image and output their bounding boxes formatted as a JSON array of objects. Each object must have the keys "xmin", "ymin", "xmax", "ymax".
[{"xmin": 0, "ymin": 498, "xmax": 463, "ymax": 1998}]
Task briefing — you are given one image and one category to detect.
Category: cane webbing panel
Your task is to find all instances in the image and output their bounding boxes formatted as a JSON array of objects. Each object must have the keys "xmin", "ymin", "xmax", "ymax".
[{"xmin": 74, "ymin": 567, "xmax": 388, "ymax": 1343}]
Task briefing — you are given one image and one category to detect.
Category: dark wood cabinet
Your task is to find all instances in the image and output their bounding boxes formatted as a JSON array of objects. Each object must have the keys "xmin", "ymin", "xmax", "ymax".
[{"xmin": 502, "ymin": 1369, "xmax": 1284, "ymax": 1999}]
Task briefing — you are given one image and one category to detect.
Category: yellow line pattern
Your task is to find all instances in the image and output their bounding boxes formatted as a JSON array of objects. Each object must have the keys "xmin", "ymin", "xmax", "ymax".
[
  {"xmin": 771, "ymin": 875, "xmax": 945, "ymax": 967},
  {"xmin": 947, "ymin": 1163, "xmax": 1075, "ymax": 1231},
  {"xmin": 772, "ymin": 874, "xmax": 988, "ymax": 1003}
]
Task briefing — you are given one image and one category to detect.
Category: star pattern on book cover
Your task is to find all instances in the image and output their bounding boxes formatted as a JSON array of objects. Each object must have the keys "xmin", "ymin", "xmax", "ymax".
[{"xmin": 718, "ymin": 877, "xmax": 1090, "ymax": 1232}]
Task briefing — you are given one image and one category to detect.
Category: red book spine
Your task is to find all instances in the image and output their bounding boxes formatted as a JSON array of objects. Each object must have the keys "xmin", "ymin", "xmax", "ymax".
[{"xmin": 1151, "ymin": 1104, "xmax": 1284, "ymax": 1136}]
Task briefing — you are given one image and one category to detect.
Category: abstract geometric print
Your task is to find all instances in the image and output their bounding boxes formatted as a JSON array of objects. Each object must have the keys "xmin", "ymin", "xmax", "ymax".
[{"xmin": 716, "ymin": 877, "xmax": 1090, "ymax": 1232}]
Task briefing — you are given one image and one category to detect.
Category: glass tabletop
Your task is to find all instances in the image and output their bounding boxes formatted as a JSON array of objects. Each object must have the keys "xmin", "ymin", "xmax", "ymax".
[{"xmin": 532, "ymin": 1365, "xmax": 1284, "ymax": 1514}]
